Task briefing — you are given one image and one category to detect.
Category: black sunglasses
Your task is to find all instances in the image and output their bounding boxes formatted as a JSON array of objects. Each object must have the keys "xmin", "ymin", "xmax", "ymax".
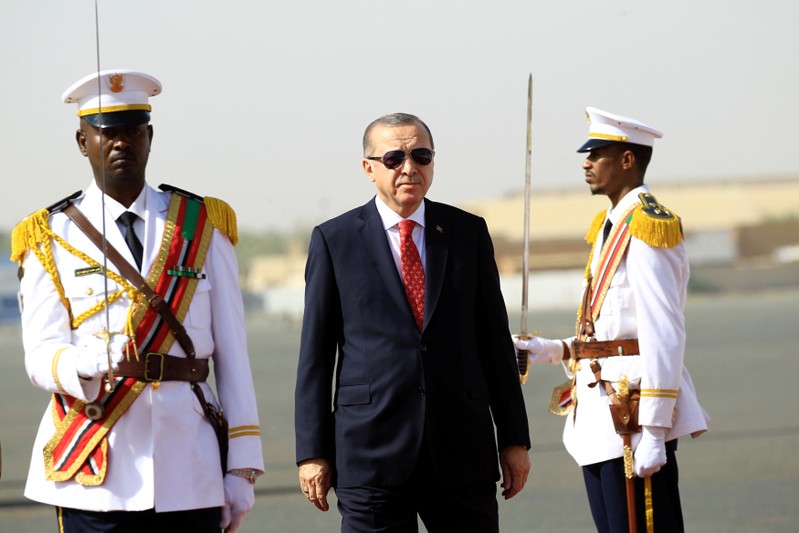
[{"xmin": 366, "ymin": 148, "xmax": 434, "ymax": 170}]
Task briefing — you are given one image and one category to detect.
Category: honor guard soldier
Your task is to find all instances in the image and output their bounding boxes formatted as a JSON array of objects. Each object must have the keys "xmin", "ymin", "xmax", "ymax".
[
  {"xmin": 514, "ymin": 107, "xmax": 710, "ymax": 532},
  {"xmin": 12, "ymin": 69, "xmax": 263, "ymax": 532}
]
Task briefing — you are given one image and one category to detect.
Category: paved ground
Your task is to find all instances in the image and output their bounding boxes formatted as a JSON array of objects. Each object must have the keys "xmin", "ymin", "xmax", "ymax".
[{"xmin": 1, "ymin": 289, "xmax": 797, "ymax": 532}]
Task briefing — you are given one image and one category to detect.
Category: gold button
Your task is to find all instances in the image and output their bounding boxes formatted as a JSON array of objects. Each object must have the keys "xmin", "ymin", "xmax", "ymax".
[{"xmin": 85, "ymin": 288, "xmax": 94, "ymax": 296}]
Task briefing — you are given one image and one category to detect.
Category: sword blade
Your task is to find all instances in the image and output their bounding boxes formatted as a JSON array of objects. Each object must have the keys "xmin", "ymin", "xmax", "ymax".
[
  {"xmin": 520, "ymin": 74, "xmax": 533, "ymax": 336},
  {"xmin": 93, "ymin": 0, "xmax": 115, "ymax": 391},
  {"xmin": 517, "ymin": 74, "xmax": 533, "ymax": 384}
]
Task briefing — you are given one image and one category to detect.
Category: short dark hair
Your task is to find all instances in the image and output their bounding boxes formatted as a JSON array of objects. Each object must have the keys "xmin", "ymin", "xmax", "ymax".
[
  {"xmin": 619, "ymin": 142, "xmax": 654, "ymax": 176},
  {"xmin": 362, "ymin": 113, "xmax": 435, "ymax": 156}
]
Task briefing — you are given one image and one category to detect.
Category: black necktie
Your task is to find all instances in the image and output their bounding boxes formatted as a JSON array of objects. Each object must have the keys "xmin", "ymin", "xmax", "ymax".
[
  {"xmin": 602, "ymin": 218, "xmax": 613, "ymax": 249},
  {"xmin": 118, "ymin": 211, "xmax": 143, "ymax": 270}
]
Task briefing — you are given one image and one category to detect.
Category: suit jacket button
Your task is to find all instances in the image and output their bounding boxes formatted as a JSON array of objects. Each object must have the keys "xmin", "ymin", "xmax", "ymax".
[
  {"xmin": 417, "ymin": 388, "xmax": 425, "ymax": 396},
  {"xmin": 420, "ymin": 344, "xmax": 427, "ymax": 351}
]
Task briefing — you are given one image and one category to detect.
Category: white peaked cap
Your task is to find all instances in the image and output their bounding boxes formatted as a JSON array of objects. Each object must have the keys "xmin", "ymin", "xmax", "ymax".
[
  {"xmin": 577, "ymin": 107, "xmax": 663, "ymax": 152},
  {"xmin": 63, "ymin": 69, "xmax": 161, "ymax": 127}
]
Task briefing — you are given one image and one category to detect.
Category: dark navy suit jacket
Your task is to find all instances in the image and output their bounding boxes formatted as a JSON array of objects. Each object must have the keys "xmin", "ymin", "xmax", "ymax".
[{"xmin": 295, "ymin": 198, "xmax": 530, "ymax": 488}]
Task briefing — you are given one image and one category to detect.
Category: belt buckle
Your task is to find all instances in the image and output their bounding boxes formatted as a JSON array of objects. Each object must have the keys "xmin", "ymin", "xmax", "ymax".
[{"xmin": 144, "ymin": 352, "xmax": 165, "ymax": 382}]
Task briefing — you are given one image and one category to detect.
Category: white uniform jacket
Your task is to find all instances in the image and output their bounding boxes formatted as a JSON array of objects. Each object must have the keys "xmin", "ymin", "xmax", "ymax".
[
  {"xmin": 562, "ymin": 185, "xmax": 709, "ymax": 467},
  {"xmin": 20, "ymin": 182, "xmax": 263, "ymax": 512}
]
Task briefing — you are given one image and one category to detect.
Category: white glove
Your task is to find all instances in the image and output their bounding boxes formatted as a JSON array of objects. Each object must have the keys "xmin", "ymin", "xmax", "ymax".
[
  {"xmin": 634, "ymin": 426, "xmax": 668, "ymax": 477},
  {"xmin": 220, "ymin": 474, "xmax": 255, "ymax": 532},
  {"xmin": 512, "ymin": 336, "xmax": 565, "ymax": 364},
  {"xmin": 76, "ymin": 333, "xmax": 129, "ymax": 379}
]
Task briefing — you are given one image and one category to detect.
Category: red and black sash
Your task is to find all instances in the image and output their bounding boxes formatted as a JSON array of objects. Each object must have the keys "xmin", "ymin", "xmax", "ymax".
[
  {"xmin": 587, "ymin": 204, "xmax": 638, "ymax": 321},
  {"xmin": 44, "ymin": 193, "xmax": 214, "ymax": 485},
  {"xmin": 549, "ymin": 204, "xmax": 637, "ymax": 417}
]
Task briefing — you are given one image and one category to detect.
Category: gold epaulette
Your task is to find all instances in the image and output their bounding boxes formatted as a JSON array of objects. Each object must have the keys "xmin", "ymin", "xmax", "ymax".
[
  {"xmin": 10, "ymin": 209, "xmax": 51, "ymax": 264},
  {"xmin": 584, "ymin": 210, "xmax": 606, "ymax": 244},
  {"xmin": 204, "ymin": 196, "xmax": 238, "ymax": 246},
  {"xmin": 628, "ymin": 193, "xmax": 683, "ymax": 248},
  {"xmin": 10, "ymin": 203, "xmax": 76, "ymax": 322},
  {"xmin": 11, "ymin": 190, "xmax": 82, "ymax": 264},
  {"xmin": 158, "ymin": 184, "xmax": 238, "ymax": 246}
]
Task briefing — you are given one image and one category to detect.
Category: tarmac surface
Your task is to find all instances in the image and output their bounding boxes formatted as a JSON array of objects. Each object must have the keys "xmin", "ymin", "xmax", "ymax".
[{"xmin": 0, "ymin": 288, "xmax": 797, "ymax": 532}]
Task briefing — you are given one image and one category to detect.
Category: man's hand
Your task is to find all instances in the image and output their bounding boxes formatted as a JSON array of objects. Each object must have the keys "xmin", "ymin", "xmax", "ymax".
[
  {"xmin": 512, "ymin": 335, "xmax": 565, "ymax": 364},
  {"xmin": 298, "ymin": 457, "xmax": 332, "ymax": 511},
  {"xmin": 634, "ymin": 426, "xmax": 668, "ymax": 477},
  {"xmin": 499, "ymin": 445, "xmax": 530, "ymax": 500}
]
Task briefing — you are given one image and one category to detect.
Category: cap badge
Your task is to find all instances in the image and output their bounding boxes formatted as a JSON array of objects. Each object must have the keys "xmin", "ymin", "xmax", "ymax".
[{"xmin": 108, "ymin": 73, "xmax": 124, "ymax": 93}]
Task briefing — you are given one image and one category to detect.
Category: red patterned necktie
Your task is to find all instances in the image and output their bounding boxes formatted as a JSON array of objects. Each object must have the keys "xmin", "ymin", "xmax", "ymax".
[{"xmin": 399, "ymin": 219, "xmax": 425, "ymax": 331}]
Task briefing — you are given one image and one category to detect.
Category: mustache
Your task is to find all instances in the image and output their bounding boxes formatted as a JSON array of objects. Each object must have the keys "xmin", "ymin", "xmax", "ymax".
[{"xmin": 111, "ymin": 151, "xmax": 135, "ymax": 162}]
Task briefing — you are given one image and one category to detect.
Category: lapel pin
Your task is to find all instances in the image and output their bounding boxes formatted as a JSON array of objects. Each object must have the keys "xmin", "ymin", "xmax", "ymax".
[{"xmin": 436, "ymin": 225, "xmax": 444, "ymax": 234}]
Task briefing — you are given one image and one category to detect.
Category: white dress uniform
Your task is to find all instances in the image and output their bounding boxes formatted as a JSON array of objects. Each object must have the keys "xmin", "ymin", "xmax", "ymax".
[
  {"xmin": 562, "ymin": 184, "xmax": 710, "ymax": 467},
  {"xmin": 18, "ymin": 181, "xmax": 264, "ymax": 512}
]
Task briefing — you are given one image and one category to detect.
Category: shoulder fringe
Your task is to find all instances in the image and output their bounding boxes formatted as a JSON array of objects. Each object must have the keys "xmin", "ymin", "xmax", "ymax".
[
  {"xmin": 204, "ymin": 196, "xmax": 238, "ymax": 246},
  {"xmin": 11, "ymin": 197, "xmax": 242, "ymax": 255},
  {"xmin": 584, "ymin": 210, "xmax": 606, "ymax": 244},
  {"xmin": 10, "ymin": 209, "xmax": 51, "ymax": 264},
  {"xmin": 10, "ymin": 209, "xmax": 73, "ymax": 320},
  {"xmin": 628, "ymin": 205, "xmax": 683, "ymax": 248}
]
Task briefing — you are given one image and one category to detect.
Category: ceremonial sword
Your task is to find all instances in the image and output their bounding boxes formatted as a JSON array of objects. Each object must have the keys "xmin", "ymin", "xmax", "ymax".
[
  {"xmin": 516, "ymin": 74, "xmax": 533, "ymax": 385},
  {"xmin": 92, "ymin": 0, "xmax": 117, "ymax": 392}
]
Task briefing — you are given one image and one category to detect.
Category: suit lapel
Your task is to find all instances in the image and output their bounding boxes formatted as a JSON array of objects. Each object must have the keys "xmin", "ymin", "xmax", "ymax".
[
  {"xmin": 423, "ymin": 200, "xmax": 448, "ymax": 330},
  {"xmin": 358, "ymin": 200, "xmax": 412, "ymax": 322}
]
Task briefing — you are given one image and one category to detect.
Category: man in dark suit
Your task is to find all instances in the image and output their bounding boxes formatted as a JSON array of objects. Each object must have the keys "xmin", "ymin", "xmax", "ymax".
[{"xmin": 295, "ymin": 112, "xmax": 531, "ymax": 532}]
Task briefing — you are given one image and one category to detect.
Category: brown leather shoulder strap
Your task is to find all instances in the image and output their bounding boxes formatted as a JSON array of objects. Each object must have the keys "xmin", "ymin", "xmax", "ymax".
[
  {"xmin": 578, "ymin": 275, "xmax": 596, "ymax": 340},
  {"xmin": 62, "ymin": 203, "xmax": 196, "ymax": 358}
]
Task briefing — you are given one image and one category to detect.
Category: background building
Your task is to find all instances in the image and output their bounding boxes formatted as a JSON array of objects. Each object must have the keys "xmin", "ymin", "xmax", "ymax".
[{"xmin": 245, "ymin": 175, "xmax": 799, "ymax": 319}]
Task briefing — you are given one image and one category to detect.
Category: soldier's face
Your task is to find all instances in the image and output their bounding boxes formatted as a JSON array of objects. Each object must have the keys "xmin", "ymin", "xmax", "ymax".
[
  {"xmin": 77, "ymin": 120, "xmax": 153, "ymax": 193},
  {"xmin": 582, "ymin": 145, "xmax": 627, "ymax": 199}
]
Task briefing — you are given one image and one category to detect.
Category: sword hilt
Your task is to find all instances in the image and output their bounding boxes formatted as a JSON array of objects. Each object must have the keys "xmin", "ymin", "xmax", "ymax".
[{"xmin": 515, "ymin": 333, "xmax": 532, "ymax": 384}]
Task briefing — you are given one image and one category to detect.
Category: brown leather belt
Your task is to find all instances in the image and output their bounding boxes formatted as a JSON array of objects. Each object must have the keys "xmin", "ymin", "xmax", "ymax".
[
  {"xmin": 116, "ymin": 353, "xmax": 209, "ymax": 382},
  {"xmin": 572, "ymin": 339, "xmax": 640, "ymax": 360}
]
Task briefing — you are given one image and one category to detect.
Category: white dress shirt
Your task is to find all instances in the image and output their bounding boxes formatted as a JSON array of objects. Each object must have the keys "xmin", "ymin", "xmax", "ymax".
[{"xmin": 374, "ymin": 196, "xmax": 426, "ymax": 278}]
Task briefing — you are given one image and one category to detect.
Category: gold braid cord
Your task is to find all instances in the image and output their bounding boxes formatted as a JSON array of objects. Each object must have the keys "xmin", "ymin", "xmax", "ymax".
[
  {"xmin": 12, "ymin": 210, "xmax": 72, "ymax": 321},
  {"xmin": 10, "ymin": 209, "xmax": 141, "ymax": 330},
  {"xmin": 51, "ymin": 234, "xmax": 140, "ymax": 329}
]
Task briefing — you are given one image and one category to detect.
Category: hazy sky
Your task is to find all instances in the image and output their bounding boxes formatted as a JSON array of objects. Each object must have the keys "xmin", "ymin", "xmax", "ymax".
[{"xmin": 2, "ymin": 1, "xmax": 797, "ymax": 231}]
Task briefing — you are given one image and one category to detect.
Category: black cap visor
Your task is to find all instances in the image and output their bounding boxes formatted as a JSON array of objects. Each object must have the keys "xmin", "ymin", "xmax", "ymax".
[
  {"xmin": 576, "ymin": 138, "xmax": 619, "ymax": 153},
  {"xmin": 83, "ymin": 110, "xmax": 150, "ymax": 128}
]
